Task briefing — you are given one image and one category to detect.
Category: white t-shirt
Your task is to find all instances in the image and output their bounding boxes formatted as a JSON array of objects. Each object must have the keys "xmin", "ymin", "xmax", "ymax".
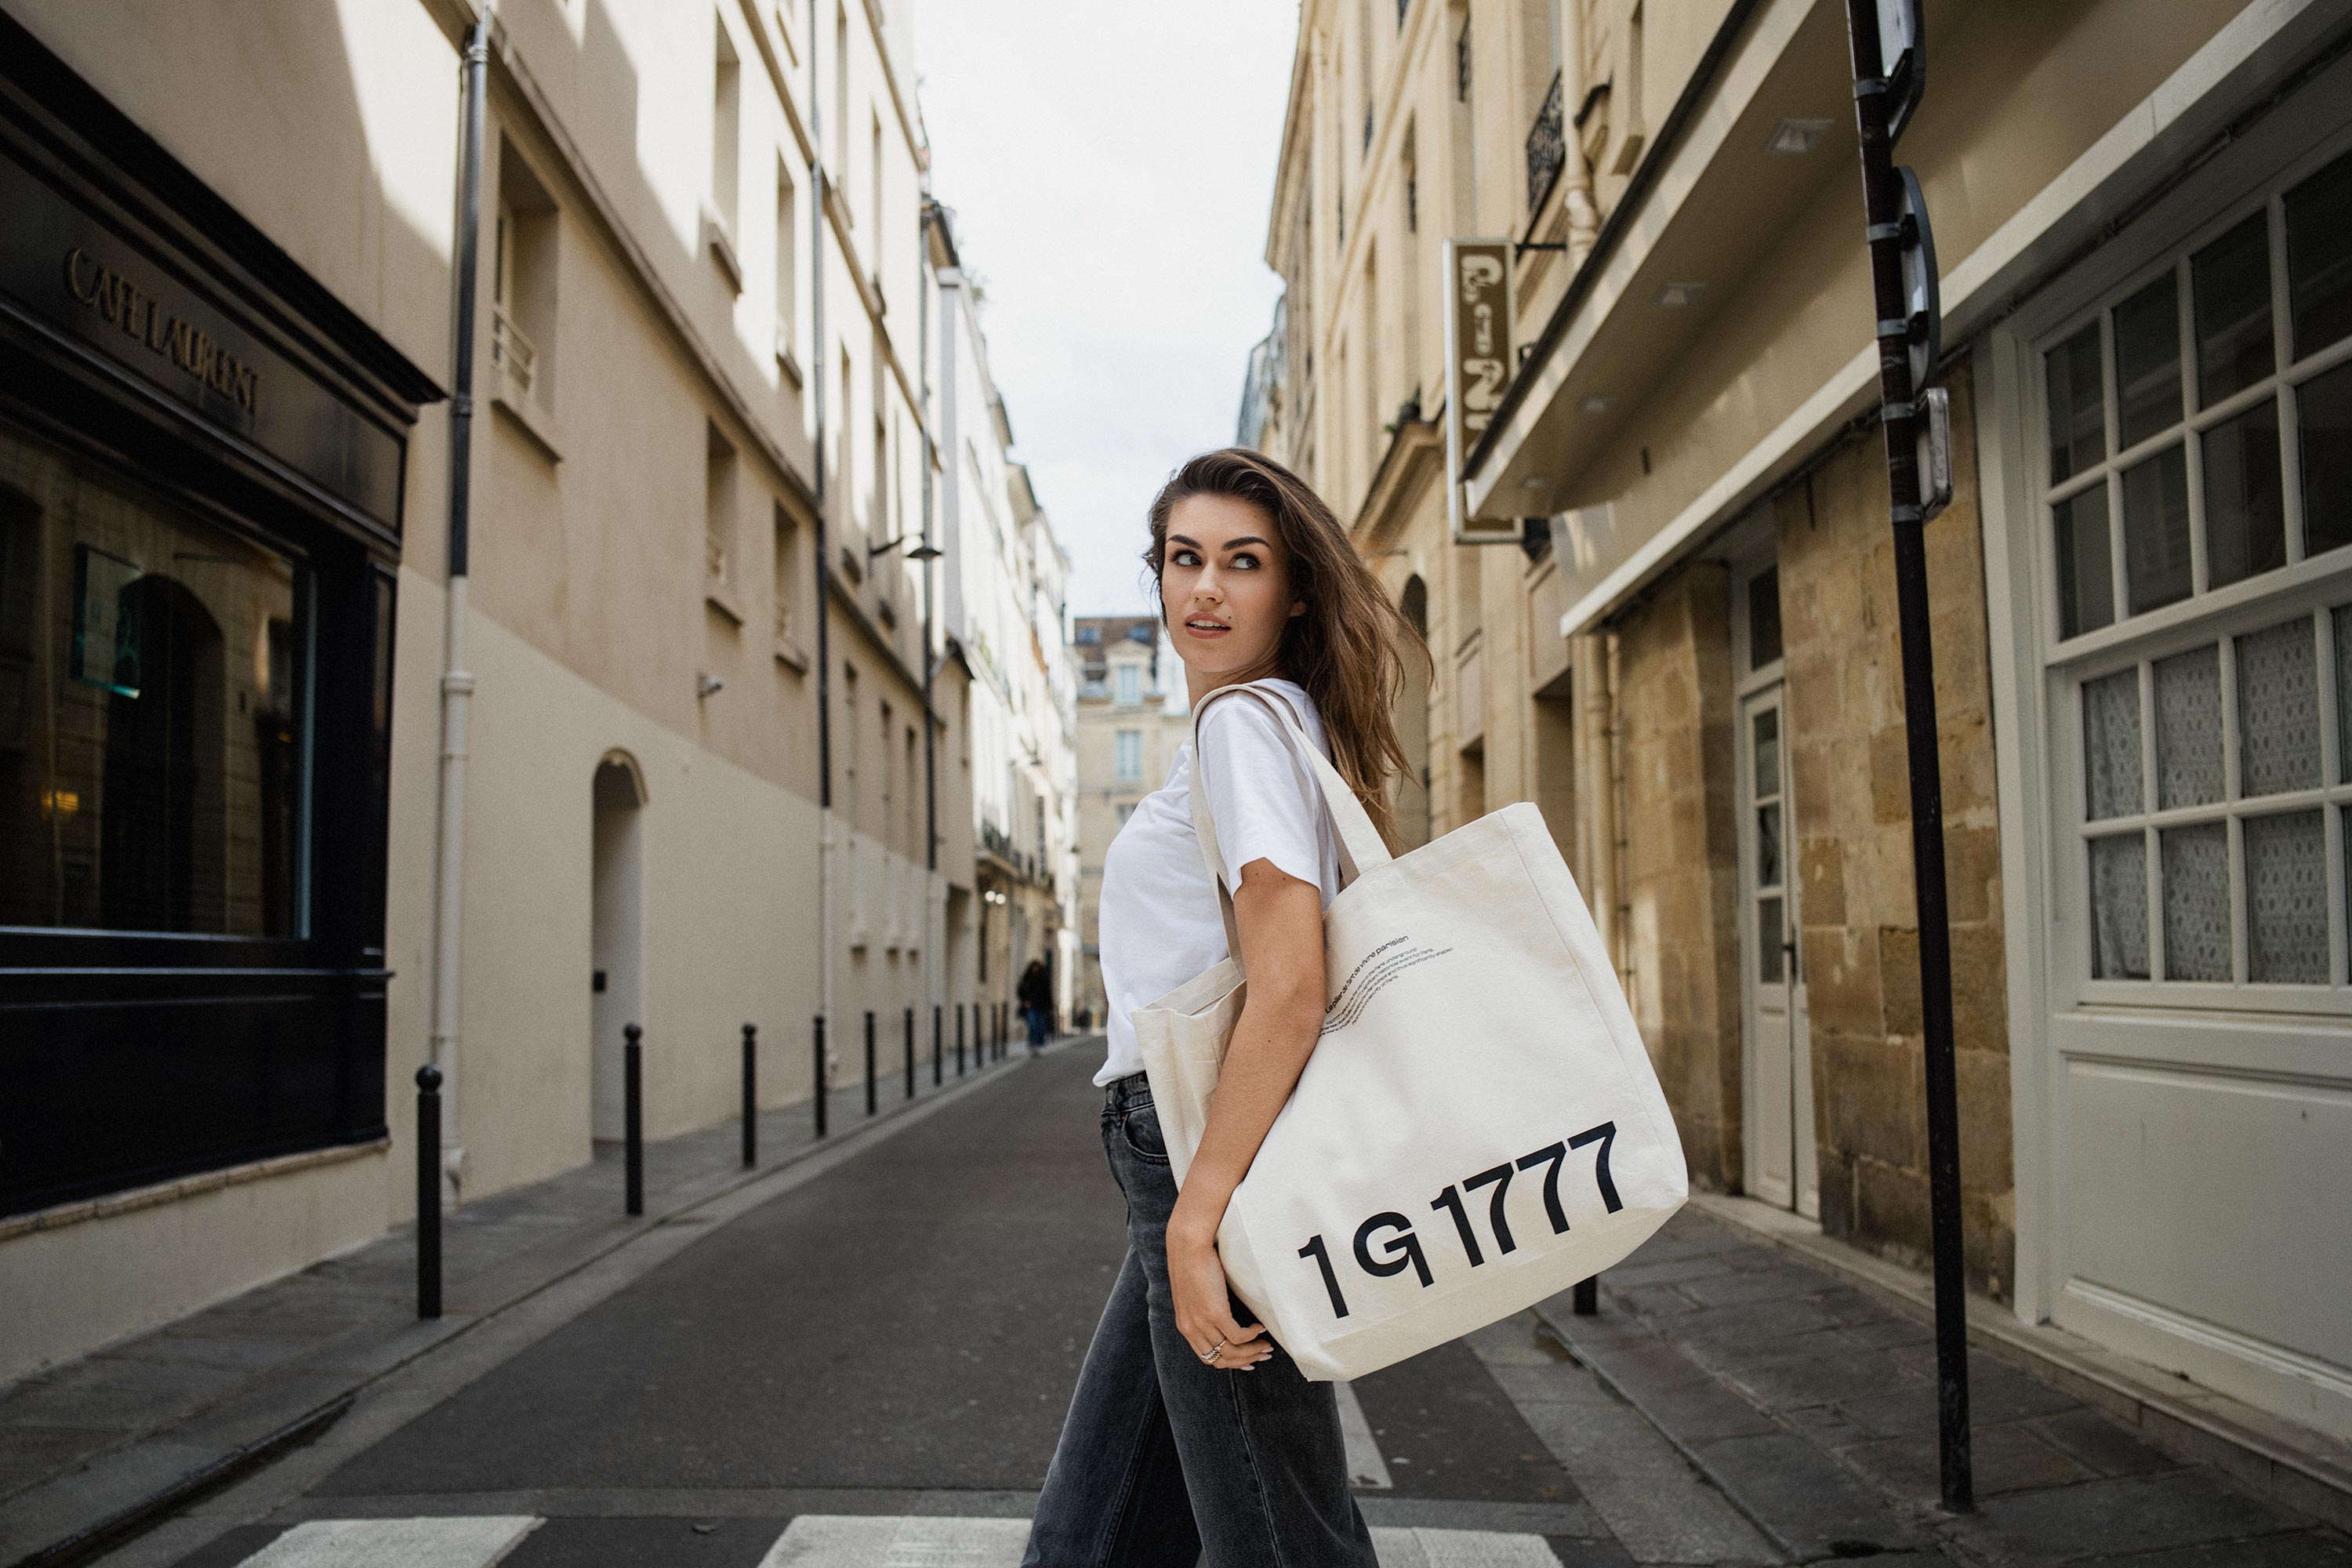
[{"xmin": 1095, "ymin": 679, "xmax": 1342, "ymax": 1087}]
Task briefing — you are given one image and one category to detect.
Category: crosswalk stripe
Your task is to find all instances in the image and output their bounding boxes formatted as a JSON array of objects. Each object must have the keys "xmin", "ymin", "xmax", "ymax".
[
  {"xmin": 1334, "ymin": 1378, "xmax": 1396, "ymax": 1490},
  {"xmin": 231, "ymin": 1514, "xmax": 1559, "ymax": 1566},
  {"xmin": 757, "ymin": 1515, "xmax": 1559, "ymax": 1566},
  {"xmin": 234, "ymin": 1516, "xmax": 540, "ymax": 1568}
]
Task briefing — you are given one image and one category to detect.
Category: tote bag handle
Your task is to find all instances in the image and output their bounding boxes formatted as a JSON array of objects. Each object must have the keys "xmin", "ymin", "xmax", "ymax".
[{"xmin": 1187, "ymin": 682, "xmax": 1392, "ymax": 956}]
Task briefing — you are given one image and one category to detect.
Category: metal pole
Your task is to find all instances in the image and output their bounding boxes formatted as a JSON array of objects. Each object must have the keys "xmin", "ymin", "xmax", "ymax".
[
  {"xmin": 1572, "ymin": 1277, "xmax": 1597, "ymax": 1316},
  {"xmin": 865, "ymin": 1010, "xmax": 877, "ymax": 1116},
  {"xmin": 416, "ymin": 1065, "xmax": 442, "ymax": 1319},
  {"xmin": 742, "ymin": 1022, "xmax": 757, "ymax": 1167},
  {"xmin": 904, "ymin": 1006, "xmax": 916, "ymax": 1100},
  {"xmin": 813, "ymin": 1014, "xmax": 828, "ymax": 1138},
  {"xmin": 1844, "ymin": 0, "xmax": 1969, "ymax": 1512},
  {"xmin": 623, "ymin": 1023, "xmax": 644, "ymax": 1217},
  {"xmin": 956, "ymin": 1003, "xmax": 966, "ymax": 1076},
  {"xmin": 933, "ymin": 1004, "xmax": 942, "ymax": 1087}
]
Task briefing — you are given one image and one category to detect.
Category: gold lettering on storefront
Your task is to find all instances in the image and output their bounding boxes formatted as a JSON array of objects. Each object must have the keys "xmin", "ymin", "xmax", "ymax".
[{"xmin": 63, "ymin": 246, "xmax": 261, "ymax": 417}]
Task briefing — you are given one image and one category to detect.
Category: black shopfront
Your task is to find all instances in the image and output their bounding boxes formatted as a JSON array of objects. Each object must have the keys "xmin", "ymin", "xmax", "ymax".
[{"xmin": 0, "ymin": 19, "xmax": 440, "ymax": 1218}]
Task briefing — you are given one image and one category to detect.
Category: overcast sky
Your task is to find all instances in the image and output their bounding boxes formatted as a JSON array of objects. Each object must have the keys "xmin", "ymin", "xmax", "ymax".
[{"xmin": 913, "ymin": 1, "xmax": 1298, "ymax": 618}]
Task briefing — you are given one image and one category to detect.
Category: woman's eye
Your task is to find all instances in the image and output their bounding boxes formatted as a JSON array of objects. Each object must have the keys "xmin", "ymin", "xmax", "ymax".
[
  {"xmin": 1171, "ymin": 549, "xmax": 1201, "ymax": 568},
  {"xmin": 1232, "ymin": 553, "xmax": 1260, "ymax": 570}
]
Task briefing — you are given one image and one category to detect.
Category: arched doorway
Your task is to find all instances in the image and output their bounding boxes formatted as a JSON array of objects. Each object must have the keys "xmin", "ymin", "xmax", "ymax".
[
  {"xmin": 100, "ymin": 575, "xmax": 224, "ymax": 932},
  {"xmin": 1393, "ymin": 576, "xmax": 1432, "ymax": 851},
  {"xmin": 590, "ymin": 753, "xmax": 646, "ymax": 1141}
]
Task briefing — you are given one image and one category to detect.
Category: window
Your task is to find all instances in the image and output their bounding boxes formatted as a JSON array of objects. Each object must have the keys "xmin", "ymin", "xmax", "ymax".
[
  {"xmin": 706, "ymin": 423, "xmax": 737, "ymax": 598},
  {"xmin": 869, "ymin": 112, "xmax": 885, "ymax": 274},
  {"xmin": 772, "ymin": 503, "xmax": 801, "ymax": 649},
  {"xmin": 775, "ymin": 158, "xmax": 800, "ymax": 366},
  {"xmin": 1115, "ymin": 663, "xmax": 1141, "ymax": 706},
  {"xmin": 712, "ymin": 16, "xmax": 740, "ymax": 233},
  {"xmin": 2042, "ymin": 144, "xmax": 2352, "ymax": 1000},
  {"xmin": 492, "ymin": 140, "xmax": 558, "ymax": 410},
  {"xmin": 1115, "ymin": 729, "xmax": 1143, "ymax": 782},
  {"xmin": 0, "ymin": 427, "xmax": 307, "ymax": 935},
  {"xmin": 833, "ymin": 7, "xmax": 849, "ymax": 205},
  {"xmin": 880, "ymin": 699, "xmax": 895, "ymax": 848},
  {"xmin": 841, "ymin": 663, "xmax": 859, "ymax": 827}
]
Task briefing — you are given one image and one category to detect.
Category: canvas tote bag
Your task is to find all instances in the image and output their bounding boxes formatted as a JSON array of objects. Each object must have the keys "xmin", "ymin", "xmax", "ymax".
[{"xmin": 1134, "ymin": 681, "xmax": 1686, "ymax": 1382}]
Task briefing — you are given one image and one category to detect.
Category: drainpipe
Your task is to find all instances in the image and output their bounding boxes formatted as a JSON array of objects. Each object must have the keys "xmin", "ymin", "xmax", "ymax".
[
  {"xmin": 810, "ymin": 0, "xmax": 836, "ymax": 1082},
  {"xmin": 427, "ymin": 0, "xmax": 494, "ymax": 1204},
  {"xmin": 918, "ymin": 201, "xmax": 940, "ymax": 1017}
]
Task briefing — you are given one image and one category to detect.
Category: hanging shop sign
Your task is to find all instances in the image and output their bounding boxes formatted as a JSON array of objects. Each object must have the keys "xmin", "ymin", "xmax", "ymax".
[{"xmin": 1443, "ymin": 238, "xmax": 1521, "ymax": 544}]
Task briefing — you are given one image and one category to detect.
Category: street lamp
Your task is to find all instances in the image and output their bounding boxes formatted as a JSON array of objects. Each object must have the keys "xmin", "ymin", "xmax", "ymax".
[{"xmin": 868, "ymin": 534, "xmax": 942, "ymax": 562}]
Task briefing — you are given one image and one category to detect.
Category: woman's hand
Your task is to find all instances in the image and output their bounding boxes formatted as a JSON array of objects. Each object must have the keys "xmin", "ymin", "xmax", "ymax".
[{"xmin": 1167, "ymin": 1196, "xmax": 1272, "ymax": 1370}]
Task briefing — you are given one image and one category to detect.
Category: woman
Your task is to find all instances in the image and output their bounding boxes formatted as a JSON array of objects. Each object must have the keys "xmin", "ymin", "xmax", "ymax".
[
  {"xmin": 1025, "ymin": 449, "xmax": 1421, "ymax": 1567},
  {"xmin": 1018, "ymin": 959, "xmax": 1054, "ymax": 1054}
]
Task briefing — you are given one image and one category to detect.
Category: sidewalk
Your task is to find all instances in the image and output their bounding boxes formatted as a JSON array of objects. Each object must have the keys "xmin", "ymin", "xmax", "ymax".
[
  {"xmin": 0, "ymin": 1036, "xmax": 1051, "ymax": 1568},
  {"xmin": 1534, "ymin": 1206, "xmax": 2352, "ymax": 1566}
]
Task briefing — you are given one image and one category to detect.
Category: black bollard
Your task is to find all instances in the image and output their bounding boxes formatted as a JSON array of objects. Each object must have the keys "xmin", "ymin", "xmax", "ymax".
[
  {"xmin": 624, "ymin": 1023, "xmax": 644, "ymax": 1216},
  {"xmin": 956, "ymin": 1003, "xmax": 966, "ymax": 1076},
  {"xmin": 864, "ymin": 1010, "xmax": 877, "ymax": 1116},
  {"xmin": 1573, "ymin": 1276, "xmax": 1598, "ymax": 1316},
  {"xmin": 416, "ymin": 1065, "xmax": 442, "ymax": 1320},
  {"xmin": 741, "ymin": 1022, "xmax": 757, "ymax": 1168},
  {"xmin": 933, "ymin": 1004, "xmax": 943, "ymax": 1087},
  {"xmin": 813, "ymin": 1014, "xmax": 828, "ymax": 1138},
  {"xmin": 904, "ymin": 1007, "xmax": 915, "ymax": 1101}
]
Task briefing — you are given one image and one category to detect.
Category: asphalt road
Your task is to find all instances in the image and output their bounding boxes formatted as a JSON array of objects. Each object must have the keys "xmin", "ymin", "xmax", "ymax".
[{"xmin": 151, "ymin": 1044, "xmax": 1604, "ymax": 1567}]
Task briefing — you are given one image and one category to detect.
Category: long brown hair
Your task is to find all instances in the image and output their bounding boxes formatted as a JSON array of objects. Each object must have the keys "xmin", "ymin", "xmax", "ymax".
[{"xmin": 1144, "ymin": 448, "xmax": 1429, "ymax": 846}]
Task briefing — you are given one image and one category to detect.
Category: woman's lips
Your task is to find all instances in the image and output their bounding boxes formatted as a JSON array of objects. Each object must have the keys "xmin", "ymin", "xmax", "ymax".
[{"xmin": 1184, "ymin": 620, "xmax": 1230, "ymax": 637}]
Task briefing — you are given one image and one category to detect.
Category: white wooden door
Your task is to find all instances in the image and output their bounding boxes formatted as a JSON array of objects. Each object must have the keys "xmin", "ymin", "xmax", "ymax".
[{"xmin": 1740, "ymin": 685, "xmax": 1818, "ymax": 1216}]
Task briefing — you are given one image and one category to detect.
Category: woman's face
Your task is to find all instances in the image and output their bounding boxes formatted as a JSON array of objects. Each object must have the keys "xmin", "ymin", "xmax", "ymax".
[{"xmin": 1161, "ymin": 493, "xmax": 1303, "ymax": 688}]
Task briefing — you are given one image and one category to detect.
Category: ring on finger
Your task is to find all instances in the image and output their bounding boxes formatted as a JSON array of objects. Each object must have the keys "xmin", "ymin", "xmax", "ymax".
[{"xmin": 1199, "ymin": 1341, "xmax": 1223, "ymax": 1365}]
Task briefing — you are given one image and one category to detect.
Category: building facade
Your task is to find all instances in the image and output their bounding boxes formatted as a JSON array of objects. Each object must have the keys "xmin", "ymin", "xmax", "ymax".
[
  {"xmin": 929, "ymin": 209, "xmax": 1080, "ymax": 1036},
  {"xmin": 1251, "ymin": 0, "xmax": 2352, "ymax": 1442},
  {"xmin": 0, "ymin": 0, "xmax": 1074, "ymax": 1385},
  {"xmin": 1072, "ymin": 616, "xmax": 1192, "ymax": 1027}
]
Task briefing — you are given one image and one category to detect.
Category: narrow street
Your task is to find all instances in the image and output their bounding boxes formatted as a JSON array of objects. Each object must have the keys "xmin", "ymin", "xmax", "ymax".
[
  {"xmin": 125, "ymin": 1046, "xmax": 1633, "ymax": 1566},
  {"xmin": 60, "ymin": 1040, "xmax": 2347, "ymax": 1568}
]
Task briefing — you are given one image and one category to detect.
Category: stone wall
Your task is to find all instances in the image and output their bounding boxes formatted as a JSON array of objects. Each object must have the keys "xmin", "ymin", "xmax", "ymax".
[
  {"xmin": 1614, "ymin": 563, "xmax": 1745, "ymax": 1192},
  {"xmin": 1774, "ymin": 358, "xmax": 2014, "ymax": 1298}
]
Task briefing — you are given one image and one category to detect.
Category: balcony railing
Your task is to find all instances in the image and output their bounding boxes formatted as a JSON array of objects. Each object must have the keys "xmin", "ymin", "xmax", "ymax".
[
  {"xmin": 491, "ymin": 302, "xmax": 537, "ymax": 399},
  {"xmin": 1526, "ymin": 70, "xmax": 1566, "ymax": 215}
]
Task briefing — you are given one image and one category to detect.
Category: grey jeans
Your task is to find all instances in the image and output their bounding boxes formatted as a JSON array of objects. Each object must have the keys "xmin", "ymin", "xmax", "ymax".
[{"xmin": 1023, "ymin": 1073, "xmax": 1377, "ymax": 1567}]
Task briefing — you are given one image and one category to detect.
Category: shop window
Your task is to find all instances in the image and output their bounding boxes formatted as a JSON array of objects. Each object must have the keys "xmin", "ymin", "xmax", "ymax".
[
  {"xmin": 0, "ymin": 427, "xmax": 305, "ymax": 936},
  {"xmin": 2041, "ymin": 143, "xmax": 2352, "ymax": 1000}
]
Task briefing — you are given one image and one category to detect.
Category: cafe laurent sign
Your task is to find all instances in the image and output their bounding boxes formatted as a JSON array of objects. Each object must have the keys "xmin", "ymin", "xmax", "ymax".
[
  {"xmin": 1443, "ymin": 238, "xmax": 1519, "ymax": 543},
  {"xmin": 63, "ymin": 245, "xmax": 261, "ymax": 418}
]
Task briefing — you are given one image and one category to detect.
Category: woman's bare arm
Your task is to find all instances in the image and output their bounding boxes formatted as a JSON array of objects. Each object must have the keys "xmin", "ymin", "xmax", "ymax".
[{"xmin": 1166, "ymin": 856, "xmax": 1327, "ymax": 1366}]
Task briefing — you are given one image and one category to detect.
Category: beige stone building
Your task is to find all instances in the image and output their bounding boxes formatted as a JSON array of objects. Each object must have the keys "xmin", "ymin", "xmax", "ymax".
[
  {"xmin": 1072, "ymin": 616, "xmax": 1192, "ymax": 1025},
  {"xmin": 0, "ymin": 0, "xmax": 1071, "ymax": 1385},
  {"xmin": 1250, "ymin": 0, "xmax": 2352, "ymax": 1443}
]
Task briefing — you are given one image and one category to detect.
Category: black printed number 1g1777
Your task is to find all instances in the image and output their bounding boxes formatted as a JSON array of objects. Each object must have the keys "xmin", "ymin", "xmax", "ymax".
[{"xmin": 1297, "ymin": 1121, "xmax": 1623, "ymax": 1321}]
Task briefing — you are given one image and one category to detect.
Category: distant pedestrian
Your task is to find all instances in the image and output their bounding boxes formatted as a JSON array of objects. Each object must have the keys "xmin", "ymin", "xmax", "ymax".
[
  {"xmin": 1024, "ymin": 450, "xmax": 1419, "ymax": 1568},
  {"xmin": 1018, "ymin": 960, "xmax": 1052, "ymax": 1054}
]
